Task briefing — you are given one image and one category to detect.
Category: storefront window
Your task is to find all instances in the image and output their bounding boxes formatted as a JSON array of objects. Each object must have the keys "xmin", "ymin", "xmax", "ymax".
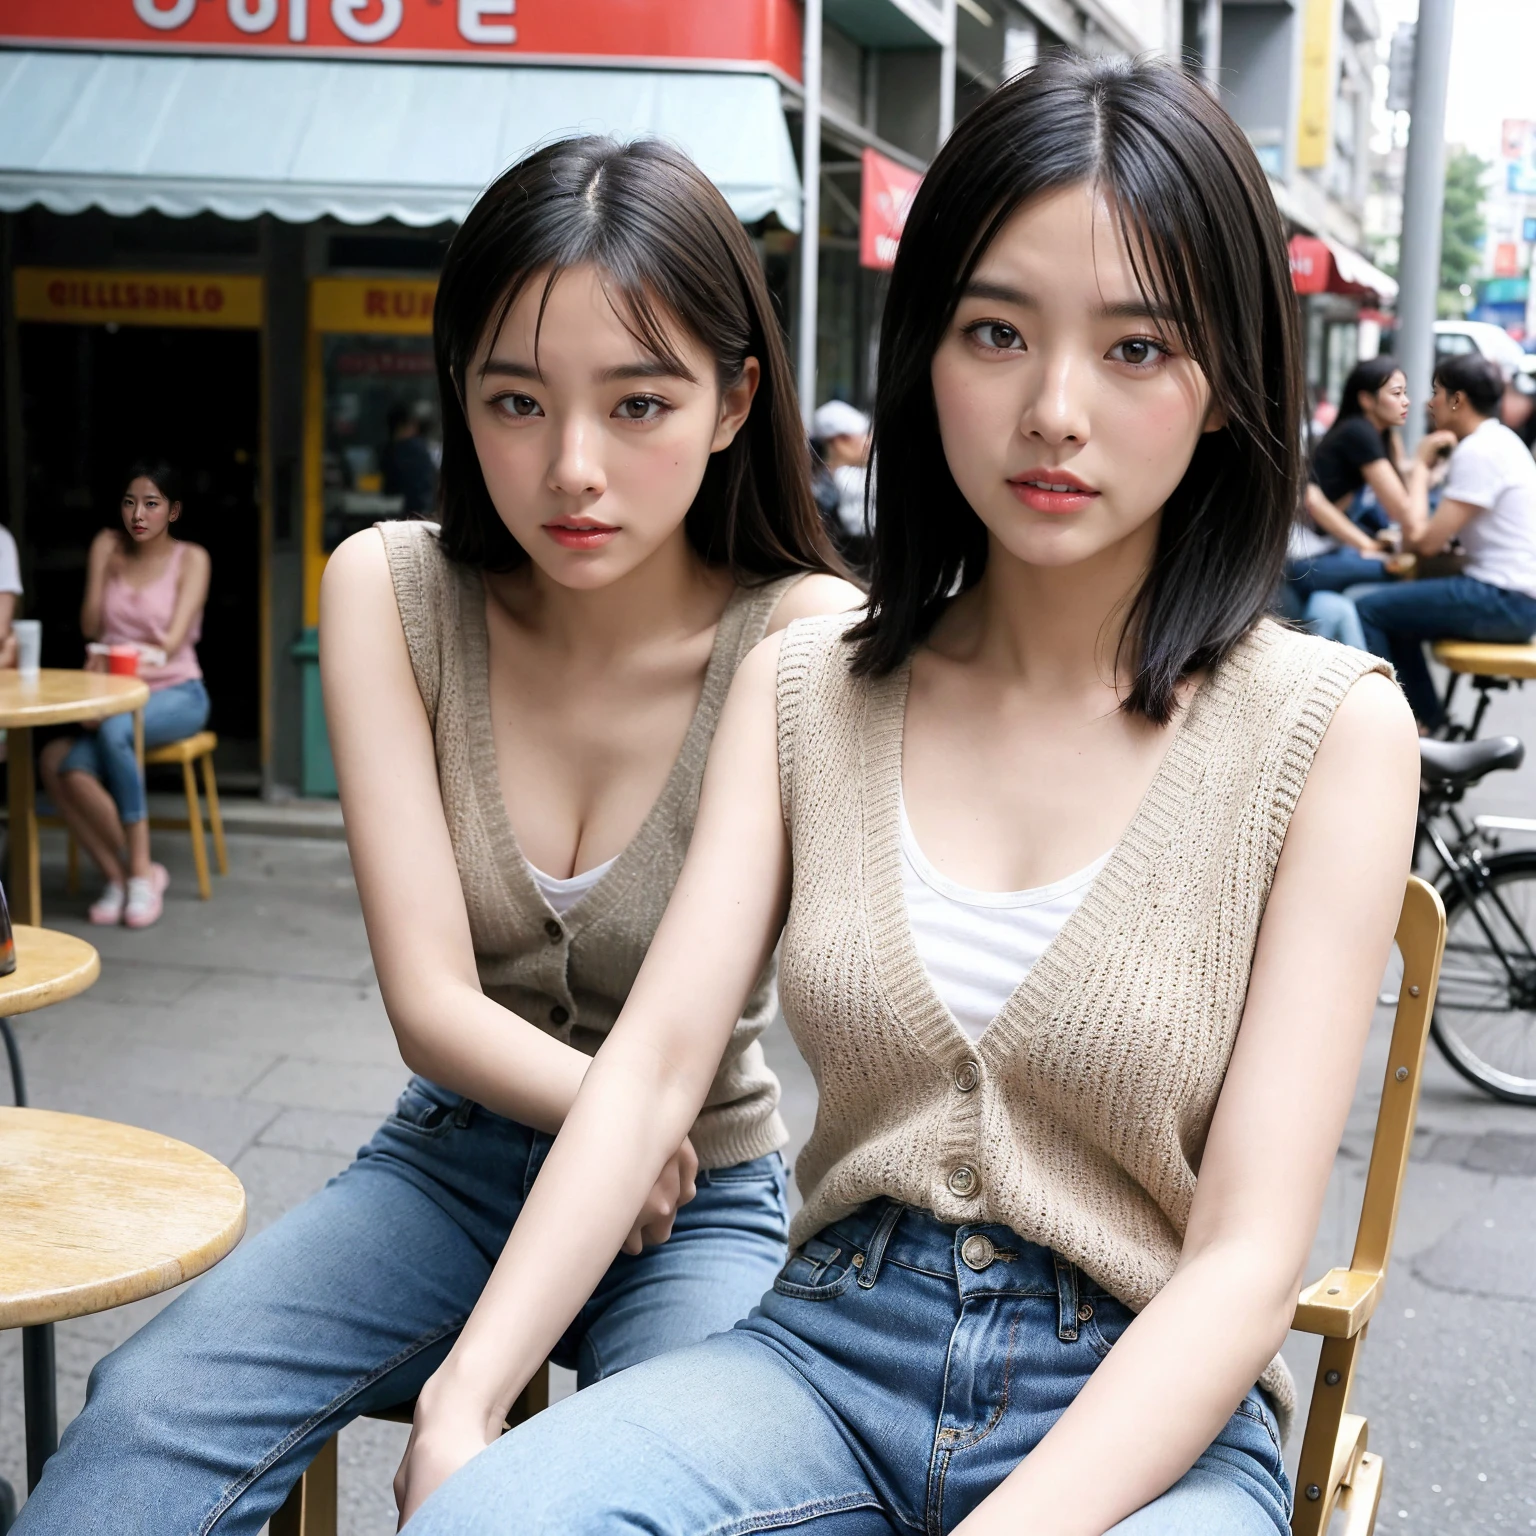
[{"xmin": 320, "ymin": 332, "xmax": 439, "ymax": 552}]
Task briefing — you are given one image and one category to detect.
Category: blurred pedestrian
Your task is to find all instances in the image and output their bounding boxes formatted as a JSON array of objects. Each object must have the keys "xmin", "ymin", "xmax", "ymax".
[
  {"xmin": 380, "ymin": 403, "xmax": 437, "ymax": 515},
  {"xmin": 811, "ymin": 400, "xmax": 871, "ymax": 558},
  {"xmin": 39, "ymin": 460, "xmax": 211, "ymax": 928},
  {"xmin": 1355, "ymin": 354, "xmax": 1536, "ymax": 729},
  {"xmin": 0, "ymin": 521, "xmax": 19, "ymax": 669}
]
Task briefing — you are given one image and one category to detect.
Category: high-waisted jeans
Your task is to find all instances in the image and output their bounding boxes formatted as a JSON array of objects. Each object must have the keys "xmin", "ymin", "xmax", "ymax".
[
  {"xmin": 58, "ymin": 676, "xmax": 210, "ymax": 825},
  {"xmin": 13, "ymin": 1077, "xmax": 789, "ymax": 1535},
  {"xmin": 410, "ymin": 1199, "xmax": 1293, "ymax": 1534}
]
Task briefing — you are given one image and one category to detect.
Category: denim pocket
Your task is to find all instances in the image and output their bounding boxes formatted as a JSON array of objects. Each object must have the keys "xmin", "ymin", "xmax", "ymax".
[
  {"xmin": 387, "ymin": 1077, "xmax": 468, "ymax": 1139},
  {"xmin": 1083, "ymin": 1291, "xmax": 1136, "ymax": 1360},
  {"xmin": 773, "ymin": 1234, "xmax": 859, "ymax": 1301},
  {"xmin": 1233, "ymin": 1391, "xmax": 1289, "ymax": 1492}
]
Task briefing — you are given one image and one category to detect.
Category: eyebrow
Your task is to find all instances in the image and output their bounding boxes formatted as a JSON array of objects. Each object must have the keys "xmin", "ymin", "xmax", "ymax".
[
  {"xmin": 479, "ymin": 357, "xmax": 689, "ymax": 384},
  {"xmin": 961, "ymin": 279, "xmax": 1174, "ymax": 324}
]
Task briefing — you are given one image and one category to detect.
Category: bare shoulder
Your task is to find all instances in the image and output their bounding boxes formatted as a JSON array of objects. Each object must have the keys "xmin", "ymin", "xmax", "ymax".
[
  {"xmin": 1312, "ymin": 670, "xmax": 1418, "ymax": 780},
  {"xmin": 732, "ymin": 629, "xmax": 788, "ymax": 697},
  {"xmin": 764, "ymin": 573, "xmax": 864, "ymax": 634},
  {"xmin": 320, "ymin": 526, "xmax": 392, "ymax": 601},
  {"xmin": 178, "ymin": 540, "xmax": 212, "ymax": 573}
]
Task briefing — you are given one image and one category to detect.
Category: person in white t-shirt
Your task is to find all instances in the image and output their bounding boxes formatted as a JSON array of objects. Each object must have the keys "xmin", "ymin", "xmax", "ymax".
[
  {"xmin": 0, "ymin": 523, "xmax": 21, "ymax": 669},
  {"xmin": 810, "ymin": 400, "xmax": 871, "ymax": 550},
  {"xmin": 1354, "ymin": 353, "xmax": 1536, "ymax": 728}
]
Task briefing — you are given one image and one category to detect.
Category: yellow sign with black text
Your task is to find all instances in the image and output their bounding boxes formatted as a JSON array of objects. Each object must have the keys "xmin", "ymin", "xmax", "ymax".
[{"xmin": 14, "ymin": 268, "xmax": 263, "ymax": 328}]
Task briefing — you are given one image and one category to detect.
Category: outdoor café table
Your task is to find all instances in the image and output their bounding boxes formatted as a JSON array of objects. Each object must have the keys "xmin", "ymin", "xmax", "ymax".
[
  {"xmin": 0, "ymin": 924, "xmax": 100, "ymax": 1115},
  {"xmin": 0, "ymin": 1107, "xmax": 246, "ymax": 1499},
  {"xmin": 1, "ymin": 670, "xmax": 149, "ymax": 926}
]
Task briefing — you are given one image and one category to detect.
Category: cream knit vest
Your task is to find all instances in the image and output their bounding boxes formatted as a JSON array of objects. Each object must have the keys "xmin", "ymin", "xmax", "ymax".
[
  {"xmin": 380, "ymin": 520, "xmax": 797, "ymax": 1169},
  {"xmin": 775, "ymin": 614, "xmax": 1390, "ymax": 1432}
]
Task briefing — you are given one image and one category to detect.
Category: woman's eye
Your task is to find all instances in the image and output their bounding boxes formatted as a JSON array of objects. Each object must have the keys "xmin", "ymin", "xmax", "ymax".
[
  {"xmin": 966, "ymin": 321, "xmax": 1024, "ymax": 353},
  {"xmin": 1108, "ymin": 337, "xmax": 1170, "ymax": 369},
  {"xmin": 614, "ymin": 395, "xmax": 668, "ymax": 422},
  {"xmin": 493, "ymin": 393, "xmax": 542, "ymax": 419}
]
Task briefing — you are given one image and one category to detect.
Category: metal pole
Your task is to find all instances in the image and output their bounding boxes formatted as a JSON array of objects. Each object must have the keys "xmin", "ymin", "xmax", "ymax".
[
  {"xmin": 797, "ymin": 0, "xmax": 823, "ymax": 430},
  {"xmin": 938, "ymin": 0, "xmax": 957, "ymax": 145},
  {"xmin": 1201, "ymin": 0, "xmax": 1223, "ymax": 90},
  {"xmin": 1395, "ymin": 0, "xmax": 1455, "ymax": 451}
]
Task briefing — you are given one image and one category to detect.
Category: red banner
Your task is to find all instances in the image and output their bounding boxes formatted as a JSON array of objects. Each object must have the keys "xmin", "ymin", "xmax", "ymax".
[
  {"xmin": 859, "ymin": 147, "xmax": 921, "ymax": 272},
  {"xmin": 0, "ymin": 0, "xmax": 802, "ymax": 77}
]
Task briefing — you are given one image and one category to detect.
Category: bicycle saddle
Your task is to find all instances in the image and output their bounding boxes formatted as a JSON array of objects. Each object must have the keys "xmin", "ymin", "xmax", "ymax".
[{"xmin": 1419, "ymin": 734, "xmax": 1525, "ymax": 788}]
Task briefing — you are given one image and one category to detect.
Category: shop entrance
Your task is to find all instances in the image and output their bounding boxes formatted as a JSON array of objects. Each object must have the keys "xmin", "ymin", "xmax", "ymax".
[{"xmin": 19, "ymin": 320, "xmax": 263, "ymax": 765}]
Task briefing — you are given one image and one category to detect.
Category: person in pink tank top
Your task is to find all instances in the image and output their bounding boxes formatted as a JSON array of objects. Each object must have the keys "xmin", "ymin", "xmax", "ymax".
[{"xmin": 39, "ymin": 460, "xmax": 211, "ymax": 929}]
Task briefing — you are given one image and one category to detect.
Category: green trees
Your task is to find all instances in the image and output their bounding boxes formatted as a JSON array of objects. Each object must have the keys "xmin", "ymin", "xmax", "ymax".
[{"xmin": 1440, "ymin": 150, "xmax": 1488, "ymax": 317}]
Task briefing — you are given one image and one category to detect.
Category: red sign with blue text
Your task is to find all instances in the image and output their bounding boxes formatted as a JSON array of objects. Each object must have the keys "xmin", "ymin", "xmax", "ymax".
[{"xmin": 0, "ymin": 0, "xmax": 802, "ymax": 78}]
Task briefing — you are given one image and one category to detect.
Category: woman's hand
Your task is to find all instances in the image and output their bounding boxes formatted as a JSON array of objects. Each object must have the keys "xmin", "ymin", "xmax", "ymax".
[
  {"xmin": 393, "ymin": 1372, "xmax": 504, "ymax": 1527},
  {"xmin": 1415, "ymin": 428, "xmax": 1457, "ymax": 466},
  {"xmin": 624, "ymin": 1135, "xmax": 699, "ymax": 1255}
]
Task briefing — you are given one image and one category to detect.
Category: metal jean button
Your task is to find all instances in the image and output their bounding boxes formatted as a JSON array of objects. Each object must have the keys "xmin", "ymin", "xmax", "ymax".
[
  {"xmin": 960, "ymin": 1233, "xmax": 995, "ymax": 1271},
  {"xmin": 954, "ymin": 1060, "xmax": 980, "ymax": 1093},
  {"xmin": 947, "ymin": 1165, "xmax": 978, "ymax": 1198}
]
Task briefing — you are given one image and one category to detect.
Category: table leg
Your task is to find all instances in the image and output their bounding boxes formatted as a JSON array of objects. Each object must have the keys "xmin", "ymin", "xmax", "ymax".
[
  {"xmin": 5, "ymin": 725, "xmax": 38, "ymax": 926},
  {"xmin": 0, "ymin": 1016, "xmax": 24, "ymax": 1106},
  {"xmin": 22, "ymin": 1324, "xmax": 56, "ymax": 1489}
]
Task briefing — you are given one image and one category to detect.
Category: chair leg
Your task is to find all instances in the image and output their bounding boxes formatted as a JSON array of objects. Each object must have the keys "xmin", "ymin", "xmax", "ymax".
[
  {"xmin": 271, "ymin": 1435, "xmax": 338, "ymax": 1536},
  {"xmin": 181, "ymin": 759, "xmax": 211, "ymax": 900},
  {"xmin": 65, "ymin": 833, "xmax": 78, "ymax": 896},
  {"xmin": 200, "ymin": 751, "xmax": 228, "ymax": 876}
]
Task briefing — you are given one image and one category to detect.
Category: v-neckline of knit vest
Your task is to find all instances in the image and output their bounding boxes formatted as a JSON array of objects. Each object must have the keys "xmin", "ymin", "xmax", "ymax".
[
  {"xmin": 464, "ymin": 576, "xmax": 756, "ymax": 939},
  {"xmin": 863, "ymin": 628, "xmax": 1261, "ymax": 1067}
]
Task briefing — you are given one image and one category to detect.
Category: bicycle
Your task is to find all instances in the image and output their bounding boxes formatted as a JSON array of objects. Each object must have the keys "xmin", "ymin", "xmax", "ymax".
[{"xmin": 1416, "ymin": 732, "xmax": 1536, "ymax": 1102}]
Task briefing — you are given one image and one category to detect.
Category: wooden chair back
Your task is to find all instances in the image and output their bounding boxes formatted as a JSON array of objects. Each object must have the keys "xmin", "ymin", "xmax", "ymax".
[{"xmin": 1289, "ymin": 875, "xmax": 1445, "ymax": 1536}]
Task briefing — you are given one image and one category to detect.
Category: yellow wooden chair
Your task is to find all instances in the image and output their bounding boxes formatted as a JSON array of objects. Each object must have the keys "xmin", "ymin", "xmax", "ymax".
[
  {"xmin": 271, "ymin": 1365, "xmax": 550, "ymax": 1536},
  {"xmin": 1432, "ymin": 640, "xmax": 1536, "ymax": 739},
  {"xmin": 55, "ymin": 729, "xmax": 227, "ymax": 901},
  {"xmin": 1288, "ymin": 874, "xmax": 1445, "ymax": 1536}
]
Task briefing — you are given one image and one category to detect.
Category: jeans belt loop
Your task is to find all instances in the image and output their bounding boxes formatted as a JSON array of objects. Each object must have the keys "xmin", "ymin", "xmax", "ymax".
[
  {"xmin": 858, "ymin": 1202, "xmax": 905, "ymax": 1289},
  {"xmin": 1054, "ymin": 1255, "xmax": 1080, "ymax": 1342}
]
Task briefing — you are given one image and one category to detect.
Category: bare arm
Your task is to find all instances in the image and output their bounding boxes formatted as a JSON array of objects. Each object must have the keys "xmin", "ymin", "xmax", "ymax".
[
  {"xmin": 1303, "ymin": 484, "xmax": 1379, "ymax": 554},
  {"xmin": 955, "ymin": 671, "xmax": 1419, "ymax": 1536},
  {"xmin": 1403, "ymin": 496, "xmax": 1480, "ymax": 558},
  {"xmin": 1366, "ymin": 431, "xmax": 1457, "ymax": 539},
  {"xmin": 394, "ymin": 635, "xmax": 794, "ymax": 1522},
  {"xmin": 158, "ymin": 543, "xmax": 211, "ymax": 655},
  {"xmin": 79, "ymin": 530, "xmax": 118, "ymax": 641},
  {"xmin": 0, "ymin": 593, "xmax": 14, "ymax": 668}
]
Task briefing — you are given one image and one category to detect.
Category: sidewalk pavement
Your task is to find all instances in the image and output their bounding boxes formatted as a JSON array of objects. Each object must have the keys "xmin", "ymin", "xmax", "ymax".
[{"xmin": 3, "ymin": 773, "xmax": 1535, "ymax": 1532}]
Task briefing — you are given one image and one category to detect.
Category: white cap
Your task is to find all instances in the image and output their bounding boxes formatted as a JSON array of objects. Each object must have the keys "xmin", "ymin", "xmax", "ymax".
[{"xmin": 812, "ymin": 400, "xmax": 870, "ymax": 441}]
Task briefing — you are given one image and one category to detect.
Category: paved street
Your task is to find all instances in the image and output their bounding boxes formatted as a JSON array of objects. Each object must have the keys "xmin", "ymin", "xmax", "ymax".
[{"xmin": 3, "ymin": 669, "xmax": 1536, "ymax": 1533}]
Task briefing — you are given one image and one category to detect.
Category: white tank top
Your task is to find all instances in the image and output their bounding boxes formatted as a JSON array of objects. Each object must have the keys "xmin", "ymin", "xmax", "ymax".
[
  {"xmin": 900, "ymin": 798, "xmax": 1110, "ymax": 1042},
  {"xmin": 528, "ymin": 853, "xmax": 619, "ymax": 917}
]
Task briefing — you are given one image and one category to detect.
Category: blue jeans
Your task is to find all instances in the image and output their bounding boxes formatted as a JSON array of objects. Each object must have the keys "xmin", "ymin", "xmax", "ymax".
[
  {"xmin": 14, "ymin": 1077, "xmax": 789, "ymax": 1535},
  {"xmin": 58, "ymin": 677, "xmax": 210, "ymax": 825},
  {"xmin": 411, "ymin": 1201, "xmax": 1292, "ymax": 1534},
  {"xmin": 1285, "ymin": 548, "xmax": 1387, "ymax": 601},
  {"xmin": 1353, "ymin": 575, "xmax": 1536, "ymax": 726}
]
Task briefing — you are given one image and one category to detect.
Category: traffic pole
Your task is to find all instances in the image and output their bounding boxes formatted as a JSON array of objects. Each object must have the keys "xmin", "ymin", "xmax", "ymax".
[
  {"xmin": 797, "ymin": 0, "xmax": 823, "ymax": 431},
  {"xmin": 1394, "ymin": 0, "xmax": 1455, "ymax": 451}
]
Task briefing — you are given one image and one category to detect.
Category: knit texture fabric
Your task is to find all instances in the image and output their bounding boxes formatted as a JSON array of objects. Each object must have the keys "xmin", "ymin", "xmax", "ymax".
[
  {"xmin": 379, "ymin": 520, "xmax": 795, "ymax": 1169},
  {"xmin": 775, "ymin": 613, "xmax": 1391, "ymax": 1436}
]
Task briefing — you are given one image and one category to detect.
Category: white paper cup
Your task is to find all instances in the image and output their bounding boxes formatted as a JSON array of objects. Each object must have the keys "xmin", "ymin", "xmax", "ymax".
[{"xmin": 13, "ymin": 620, "xmax": 40, "ymax": 679}]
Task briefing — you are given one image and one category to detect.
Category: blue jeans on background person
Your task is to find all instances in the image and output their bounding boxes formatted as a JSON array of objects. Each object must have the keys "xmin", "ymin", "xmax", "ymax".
[
  {"xmin": 1301, "ymin": 590, "xmax": 1367, "ymax": 649},
  {"xmin": 410, "ymin": 1200, "xmax": 1292, "ymax": 1535},
  {"xmin": 13, "ymin": 1077, "xmax": 789, "ymax": 1535},
  {"xmin": 57, "ymin": 677, "xmax": 210, "ymax": 824},
  {"xmin": 1285, "ymin": 548, "xmax": 1388, "ymax": 602},
  {"xmin": 1353, "ymin": 575, "xmax": 1536, "ymax": 727}
]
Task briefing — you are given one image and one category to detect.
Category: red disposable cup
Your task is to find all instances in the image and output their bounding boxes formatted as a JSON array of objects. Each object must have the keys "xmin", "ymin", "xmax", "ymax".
[{"xmin": 107, "ymin": 645, "xmax": 139, "ymax": 677}]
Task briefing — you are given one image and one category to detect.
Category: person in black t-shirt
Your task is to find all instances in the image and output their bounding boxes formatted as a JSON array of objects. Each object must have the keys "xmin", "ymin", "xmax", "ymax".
[{"xmin": 1286, "ymin": 357, "xmax": 1449, "ymax": 605}]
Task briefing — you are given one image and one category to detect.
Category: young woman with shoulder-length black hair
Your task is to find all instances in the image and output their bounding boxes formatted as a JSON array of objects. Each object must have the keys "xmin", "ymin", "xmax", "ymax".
[
  {"xmin": 398, "ymin": 58, "xmax": 1418, "ymax": 1534},
  {"xmin": 12, "ymin": 136, "xmax": 859, "ymax": 1535}
]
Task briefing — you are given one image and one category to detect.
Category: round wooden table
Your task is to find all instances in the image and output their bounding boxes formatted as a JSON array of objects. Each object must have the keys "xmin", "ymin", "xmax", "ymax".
[
  {"xmin": 0, "ymin": 1107, "xmax": 245, "ymax": 1496},
  {"xmin": 0, "ymin": 926, "xmax": 100, "ymax": 1110},
  {"xmin": 0, "ymin": 670, "xmax": 150, "ymax": 927}
]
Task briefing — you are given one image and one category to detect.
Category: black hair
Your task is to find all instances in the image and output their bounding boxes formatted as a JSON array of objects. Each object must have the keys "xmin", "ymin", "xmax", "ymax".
[
  {"xmin": 122, "ymin": 459, "xmax": 182, "ymax": 507},
  {"xmin": 845, "ymin": 54, "xmax": 1304, "ymax": 724},
  {"xmin": 432, "ymin": 136, "xmax": 839, "ymax": 580},
  {"xmin": 1434, "ymin": 353, "xmax": 1505, "ymax": 416},
  {"xmin": 1333, "ymin": 355, "xmax": 1405, "ymax": 425}
]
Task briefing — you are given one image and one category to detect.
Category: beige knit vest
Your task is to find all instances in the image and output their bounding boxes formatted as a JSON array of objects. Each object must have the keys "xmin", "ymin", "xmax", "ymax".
[
  {"xmin": 775, "ymin": 613, "xmax": 1390, "ymax": 1433},
  {"xmin": 380, "ymin": 519, "xmax": 796, "ymax": 1169}
]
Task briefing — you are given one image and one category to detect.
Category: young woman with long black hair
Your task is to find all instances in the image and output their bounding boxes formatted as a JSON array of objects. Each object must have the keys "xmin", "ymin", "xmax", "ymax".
[
  {"xmin": 13, "ymin": 138, "xmax": 857, "ymax": 1534},
  {"xmin": 396, "ymin": 56, "xmax": 1419, "ymax": 1534}
]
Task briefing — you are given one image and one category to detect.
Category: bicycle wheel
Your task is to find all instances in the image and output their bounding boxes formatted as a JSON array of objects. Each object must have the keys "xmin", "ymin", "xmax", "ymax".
[{"xmin": 1433, "ymin": 850, "xmax": 1536, "ymax": 1104}]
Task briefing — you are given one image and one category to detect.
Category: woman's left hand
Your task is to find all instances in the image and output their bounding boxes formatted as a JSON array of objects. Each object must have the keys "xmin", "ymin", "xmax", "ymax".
[{"xmin": 393, "ymin": 1375, "xmax": 502, "ymax": 1528}]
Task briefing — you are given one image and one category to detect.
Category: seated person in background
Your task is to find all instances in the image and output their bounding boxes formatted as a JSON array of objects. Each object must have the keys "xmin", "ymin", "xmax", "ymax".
[
  {"xmin": 39, "ymin": 460, "xmax": 211, "ymax": 929},
  {"xmin": 1355, "ymin": 354, "xmax": 1536, "ymax": 730},
  {"xmin": 380, "ymin": 403, "xmax": 438, "ymax": 515},
  {"xmin": 0, "ymin": 520, "xmax": 19, "ymax": 668},
  {"xmin": 1287, "ymin": 357, "xmax": 1443, "ymax": 603},
  {"xmin": 810, "ymin": 400, "xmax": 872, "ymax": 565}
]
